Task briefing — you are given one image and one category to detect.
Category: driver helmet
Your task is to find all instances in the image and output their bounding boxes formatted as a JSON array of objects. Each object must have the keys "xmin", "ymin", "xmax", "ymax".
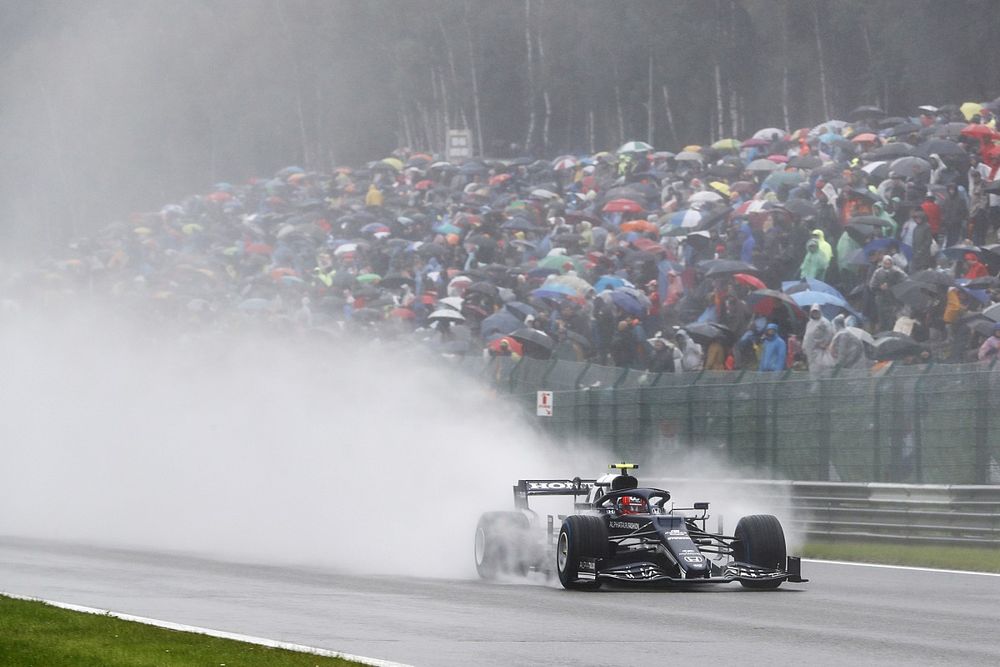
[{"xmin": 619, "ymin": 495, "xmax": 648, "ymax": 515}]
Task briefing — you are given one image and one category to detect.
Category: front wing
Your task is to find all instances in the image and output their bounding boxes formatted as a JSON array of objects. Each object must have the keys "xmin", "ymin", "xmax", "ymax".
[{"xmin": 575, "ymin": 556, "xmax": 808, "ymax": 585}]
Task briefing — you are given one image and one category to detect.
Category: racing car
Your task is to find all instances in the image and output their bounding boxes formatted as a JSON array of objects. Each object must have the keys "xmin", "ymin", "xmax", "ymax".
[{"xmin": 474, "ymin": 463, "xmax": 807, "ymax": 590}]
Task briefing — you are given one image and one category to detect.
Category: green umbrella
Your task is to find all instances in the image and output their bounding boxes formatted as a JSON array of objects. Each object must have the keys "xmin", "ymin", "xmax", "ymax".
[{"xmin": 356, "ymin": 273, "xmax": 382, "ymax": 284}]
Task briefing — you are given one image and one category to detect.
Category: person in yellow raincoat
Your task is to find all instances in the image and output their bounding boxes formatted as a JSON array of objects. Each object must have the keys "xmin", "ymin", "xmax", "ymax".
[{"xmin": 365, "ymin": 183, "xmax": 383, "ymax": 207}]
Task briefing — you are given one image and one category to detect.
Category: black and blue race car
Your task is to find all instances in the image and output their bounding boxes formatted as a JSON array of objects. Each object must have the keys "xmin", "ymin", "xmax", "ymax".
[{"xmin": 474, "ymin": 463, "xmax": 807, "ymax": 590}]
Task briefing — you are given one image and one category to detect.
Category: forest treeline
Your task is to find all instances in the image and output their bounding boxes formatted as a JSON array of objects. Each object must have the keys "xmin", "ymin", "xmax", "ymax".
[{"xmin": 1, "ymin": 0, "xmax": 997, "ymax": 247}]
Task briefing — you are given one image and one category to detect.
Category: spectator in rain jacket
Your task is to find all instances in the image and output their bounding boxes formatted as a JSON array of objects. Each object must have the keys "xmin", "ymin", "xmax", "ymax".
[
  {"xmin": 758, "ymin": 323, "xmax": 787, "ymax": 372},
  {"xmin": 674, "ymin": 328, "xmax": 703, "ymax": 372},
  {"xmin": 799, "ymin": 239, "xmax": 828, "ymax": 280},
  {"xmin": 910, "ymin": 211, "xmax": 934, "ymax": 271},
  {"xmin": 803, "ymin": 304, "xmax": 834, "ymax": 376},
  {"xmin": 978, "ymin": 323, "xmax": 1000, "ymax": 362},
  {"xmin": 810, "ymin": 229, "xmax": 833, "ymax": 262},
  {"xmin": 869, "ymin": 255, "xmax": 907, "ymax": 331},
  {"xmin": 828, "ymin": 314, "xmax": 867, "ymax": 370}
]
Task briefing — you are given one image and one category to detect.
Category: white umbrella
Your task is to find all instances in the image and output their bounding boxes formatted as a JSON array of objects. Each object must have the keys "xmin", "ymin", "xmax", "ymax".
[
  {"xmin": 618, "ymin": 140, "xmax": 654, "ymax": 153},
  {"xmin": 333, "ymin": 243, "xmax": 358, "ymax": 256},
  {"xmin": 429, "ymin": 309, "xmax": 465, "ymax": 322},
  {"xmin": 689, "ymin": 191, "xmax": 724, "ymax": 203},
  {"xmin": 675, "ymin": 151, "xmax": 704, "ymax": 162},
  {"xmin": 530, "ymin": 188, "xmax": 559, "ymax": 200},
  {"xmin": 753, "ymin": 127, "xmax": 786, "ymax": 141},
  {"xmin": 439, "ymin": 296, "xmax": 464, "ymax": 311},
  {"xmin": 747, "ymin": 158, "xmax": 781, "ymax": 172}
]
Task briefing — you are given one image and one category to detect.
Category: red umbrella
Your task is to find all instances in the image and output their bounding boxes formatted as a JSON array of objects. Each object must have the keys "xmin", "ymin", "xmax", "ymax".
[
  {"xmin": 766, "ymin": 154, "xmax": 789, "ymax": 164},
  {"xmin": 487, "ymin": 336, "xmax": 524, "ymax": 356},
  {"xmin": 632, "ymin": 238, "xmax": 666, "ymax": 254},
  {"xmin": 603, "ymin": 198, "xmax": 645, "ymax": 214},
  {"xmin": 621, "ymin": 219, "xmax": 658, "ymax": 233},
  {"xmin": 741, "ymin": 137, "xmax": 770, "ymax": 148},
  {"xmin": 489, "ymin": 173, "xmax": 512, "ymax": 186},
  {"xmin": 414, "ymin": 179, "xmax": 435, "ymax": 190},
  {"xmin": 746, "ymin": 289, "xmax": 807, "ymax": 321},
  {"xmin": 960, "ymin": 124, "xmax": 1000, "ymax": 141},
  {"xmin": 851, "ymin": 133, "xmax": 878, "ymax": 143},
  {"xmin": 733, "ymin": 273, "xmax": 766, "ymax": 290},
  {"xmin": 390, "ymin": 307, "xmax": 415, "ymax": 320}
]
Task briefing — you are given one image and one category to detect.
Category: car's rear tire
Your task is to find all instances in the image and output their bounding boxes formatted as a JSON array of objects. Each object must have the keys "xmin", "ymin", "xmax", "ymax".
[
  {"xmin": 734, "ymin": 514, "xmax": 787, "ymax": 590},
  {"xmin": 475, "ymin": 512, "xmax": 532, "ymax": 579},
  {"xmin": 556, "ymin": 514, "xmax": 609, "ymax": 590}
]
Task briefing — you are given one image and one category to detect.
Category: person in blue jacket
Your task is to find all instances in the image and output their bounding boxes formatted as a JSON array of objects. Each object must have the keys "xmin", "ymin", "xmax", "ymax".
[{"xmin": 759, "ymin": 322, "xmax": 787, "ymax": 372}]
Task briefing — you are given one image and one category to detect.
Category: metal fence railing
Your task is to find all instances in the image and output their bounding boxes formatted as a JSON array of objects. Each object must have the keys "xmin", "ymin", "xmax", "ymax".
[
  {"xmin": 463, "ymin": 355, "xmax": 1000, "ymax": 485},
  {"xmin": 648, "ymin": 479, "xmax": 1000, "ymax": 548}
]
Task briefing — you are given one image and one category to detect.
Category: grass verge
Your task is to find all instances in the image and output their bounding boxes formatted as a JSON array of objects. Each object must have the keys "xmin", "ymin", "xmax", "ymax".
[
  {"xmin": 0, "ymin": 595, "xmax": 366, "ymax": 667},
  {"xmin": 802, "ymin": 541, "xmax": 1000, "ymax": 573}
]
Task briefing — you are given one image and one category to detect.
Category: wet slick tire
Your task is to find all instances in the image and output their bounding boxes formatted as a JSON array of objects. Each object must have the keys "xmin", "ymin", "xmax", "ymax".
[
  {"xmin": 475, "ymin": 512, "xmax": 531, "ymax": 579},
  {"xmin": 556, "ymin": 515, "xmax": 609, "ymax": 590},
  {"xmin": 734, "ymin": 514, "xmax": 787, "ymax": 590}
]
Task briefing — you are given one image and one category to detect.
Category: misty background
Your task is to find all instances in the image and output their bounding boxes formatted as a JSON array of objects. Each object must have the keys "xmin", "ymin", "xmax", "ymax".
[{"xmin": 2, "ymin": 0, "xmax": 998, "ymax": 252}]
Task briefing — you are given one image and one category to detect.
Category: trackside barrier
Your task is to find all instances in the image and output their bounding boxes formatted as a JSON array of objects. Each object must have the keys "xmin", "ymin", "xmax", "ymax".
[
  {"xmin": 464, "ymin": 355, "xmax": 1000, "ymax": 485},
  {"xmin": 649, "ymin": 478, "xmax": 1000, "ymax": 548}
]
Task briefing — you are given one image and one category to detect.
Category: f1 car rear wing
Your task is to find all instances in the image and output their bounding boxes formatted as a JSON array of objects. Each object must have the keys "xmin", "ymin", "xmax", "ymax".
[{"xmin": 513, "ymin": 478, "xmax": 599, "ymax": 510}]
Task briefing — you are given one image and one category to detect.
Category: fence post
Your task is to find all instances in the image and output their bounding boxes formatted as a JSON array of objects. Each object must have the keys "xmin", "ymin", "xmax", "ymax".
[
  {"xmin": 771, "ymin": 370, "xmax": 792, "ymax": 471},
  {"xmin": 572, "ymin": 363, "xmax": 591, "ymax": 441},
  {"xmin": 872, "ymin": 365, "xmax": 895, "ymax": 482},
  {"xmin": 540, "ymin": 357, "xmax": 558, "ymax": 386},
  {"xmin": 686, "ymin": 370, "xmax": 706, "ymax": 448},
  {"xmin": 911, "ymin": 363, "xmax": 934, "ymax": 484},
  {"xmin": 611, "ymin": 366, "xmax": 631, "ymax": 453},
  {"xmin": 726, "ymin": 370, "xmax": 748, "ymax": 454},
  {"xmin": 975, "ymin": 362, "xmax": 993, "ymax": 484}
]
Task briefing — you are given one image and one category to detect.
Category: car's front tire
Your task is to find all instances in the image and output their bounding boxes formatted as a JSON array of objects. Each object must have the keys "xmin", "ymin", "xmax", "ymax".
[
  {"xmin": 556, "ymin": 514, "xmax": 609, "ymax": 590},
  {"xmin": 734, "ymin": 514, "xmax": 787, "ymax": 590}
]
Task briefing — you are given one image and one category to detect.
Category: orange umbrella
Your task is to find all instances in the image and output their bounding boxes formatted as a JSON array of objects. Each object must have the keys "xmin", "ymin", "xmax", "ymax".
[
  {"xmin": 851, "ymin": 133, "xmax": 878, "ymax": 143},
  {"xmin": 621, "ymin": 219, "xmax": 658, "ymax": 233}
]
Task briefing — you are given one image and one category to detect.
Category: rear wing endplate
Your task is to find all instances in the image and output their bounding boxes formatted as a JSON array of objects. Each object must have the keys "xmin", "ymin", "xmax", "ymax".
[{"xmin": 513, "ymin": 478, "xmax": 599, "ymax": 510}]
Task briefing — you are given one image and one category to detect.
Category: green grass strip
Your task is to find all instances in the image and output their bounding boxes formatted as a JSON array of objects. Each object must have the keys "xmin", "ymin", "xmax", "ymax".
[
  {"xmin": 802, "ymin": 541, "xmax": 1000, "ymax": 573},
  {"xmin": 0, "ymin": 595, "xmax": 366, "ymax": 667}
]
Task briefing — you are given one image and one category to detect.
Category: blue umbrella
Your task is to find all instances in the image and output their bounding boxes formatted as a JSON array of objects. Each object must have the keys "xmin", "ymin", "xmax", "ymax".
[
  {"xmin": 781, "ymin": 278, "xmax": 844, "ymax": 299},
  {"xmin": 594, "ymin": 275, "xmax": 628, "ymax": 292},
  {"xmin": 790, "ymin": 290, "xmax": 848, "ymax": 309},
  {"xmin": 862, "ymin": 238, "xmax": 912, "ymax": 262},
  {"xmin": 480, "ymin": 310, "xmax": 522, "ymax": 338},
  {"xmin": 610, "ymin": 290, "xmax": 646, "ymax": 315},
  {"xmin": 954, "ymin": 281, "xmax": 990, "ymax": 305}
]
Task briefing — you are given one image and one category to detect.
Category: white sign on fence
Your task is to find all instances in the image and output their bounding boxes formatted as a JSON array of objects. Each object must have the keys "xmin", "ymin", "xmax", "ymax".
[
  {"xmin": 536, "ymin": 390, "xmax": 553, "ymax": 417},
  {"xmin": 446, "ymin": 129, "xmax": 473, "ymax": 161}
]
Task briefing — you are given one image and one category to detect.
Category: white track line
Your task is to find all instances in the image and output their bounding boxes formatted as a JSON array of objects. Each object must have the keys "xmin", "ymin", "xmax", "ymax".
[
  {"xmin": 1, "ymin": 592, "xmax": 412, "ymax": 667},
  {"xmin": 804, "ymin": 559, "xmax": 1000, "ymax": 577}
]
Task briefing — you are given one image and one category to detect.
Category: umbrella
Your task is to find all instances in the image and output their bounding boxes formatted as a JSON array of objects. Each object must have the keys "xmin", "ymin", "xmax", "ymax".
[
  {"xmin": 603, "ymin": 199, "xmax": 645, "ymax": 213},
  {"xmin": 593, "ymin": 275, "xmax": 629, "ymax": 292},
  {"xmin": 552, "ymin": 156, "xmax": 579, "ymax": 171},
  {"xmin": 958, "ymin": 314, "xmax": 997, "ymax": 338},
  {"xmin": 864, "ymin": 143, "xmax": 915, "ymax": 160},
  {"xmin": 960, "ymin": 123, "xmax": 1000, "ymax": 141},
  {"xmin": 428, "ymin": 308, "xmax": 466, "ymax": 323},
  {"xmin": 861, "ymin": 161, "xmax": 890, "ymax": 181},
  {"xmin": 870, "ymin": 333, "xmax": 925, "ymax": 361},
  {"xmin": 910, "ymin": 269, "xmax": 954, "ymax": 288},
  {"xmin": 746, "ymin": 289, "xmax": 807, "ymax": 321},
  {"xmin": 747, "ymin": 158, "xmax": 781, "ymax": 172},
  {"xmin": 620, "ymin": 220, "xmax": 658, "ymax": 233},
  {"xmin": 941, "ymin": 245, "xmax": 983, "ymax": 261},
  {"xmin": 537, "ymin": 254, "xmax": 586, "ymax": 273},
  {"xmin": 863, "ymin": 238, "xmax": 913, "ymax": 262},
  {"xmin": 788, "ymin": 155, "xmax": 823, "ymax": 169},
  {"xmin": 480, "ymin": 309, "xmax": 523, "ymax": 338},
  {"xmin": 689, "ymin": 191, "xmax": 724, "ymax": 203},
  {"xmin": 782, "ymin": 278, "xmax": 844, "ymax": 299},
  {"xmin": 851, "ymin": 133, "xmax": 879, "ymax": 143},
  {"xmin": 960, "ymin": 103, "xmax": 985, "ymax": 121},
  {"xmin": 711, "ymin": 138, "xmax": 741, "ymax": 151},
  {"xmin": 618, "ymin": 140, "xmax": 654, "ymax": 153},
  {"xmin": 502, "ymin": 217, "xmax": 542, "ymax": 232},
  {"xmin": 885, "ymin": 122, "xmax": 922, "ymax": 137},
  {"xmin": 682, "ymin": 321, "xmax": 736, "ymax": 345},
  {"xmin": 668, "ymin": 209, "xmax": 703, "ymax": 228},
  {"xmin": 609, "ymin": 289, "xmax": 647, "ymax": 316},
  {"xmin": 789, "ymin": 290, "xmax": 848, "ymax": 309},
  {"xmin": 888, "ymin": 156, "xmax": 931, "ymax": 179},
  {"xmin": 890, "ymin": 280, "xmax": 939, "ymax": 311},
  {"xmin": 846, "ymin": 216, "xmax": 895, "ymax": 239},
  {"xmin": 486, "ymin": 336, "xmax": 524, "ymax": 356},
  {"xmin": 753, "ymin": 127, "xmax": 786, "ymax": 141},
  {"xmin": 510, "ymin": 327, "xmax": 555, "ymax": 355},
  {"xmin": 958, "ymin": 284, "xmax": 990, "ymax": 305},
  {"xmin": 700, "ymin": 259, "xmax": 759, "ymax": 277},
  {"xmin": 530, "ymin": 188, "xmax": 560, "ymax": 200},
  {"xmin": 915, "ymin": 139, "xmax": 968, "ymax": 159},
  {"xmin": 674, "ymin": 151, "xmax": 704, "ymax": 162},
  {"xmin": 733, "ymin": 273, "xmax": 766, "ymax": 290},
  {"xmin": 763, "ymin": 170, "xmax": 806, "ymax": 189},
  {"xmin": 632, "ymin": 238, "xmax": 666, "ymax": 255},
  {"xmin": 848, "ymin": 105, "xmax": 886, "ymax": 120},
  {"xmin": 777, "ymin": 199, "xmax": 818, "ymax": 219},
  {"xmin": 505, "ymin": 301, "xmax": 538, "ymax": 320},
  {"xmin": 439, "ymin": 296, "xmax": 464, "ymax": 311},
  {"xmin": 964, "ymin": 275, "xmax": 1000, "ymax": 290}
]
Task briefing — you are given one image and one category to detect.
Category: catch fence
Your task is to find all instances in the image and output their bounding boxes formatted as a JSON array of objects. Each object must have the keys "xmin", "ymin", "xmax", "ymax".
[{"xmin": 458, "ymin": 355, "xmax": 1000, "ymax": 485}]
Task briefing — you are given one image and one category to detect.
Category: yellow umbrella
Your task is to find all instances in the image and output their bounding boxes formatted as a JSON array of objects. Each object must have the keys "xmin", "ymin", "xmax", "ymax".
[
  {"xmin": 961, "ymin": 102, "xmax": 984, "ymax": 121},
  {"xmin": 683, "ymin": 144, "xmax": 702, "ymax": 152},
  {"xmin": 381, "ymin": 157, "xmax": 404, "ymax": 171},
  {"xmin": 712, "ymin": 138, "xmax": 740, "ymax": 151},
  {"xmin": 709, "ymin": 181, "xmax": 731, "ymax": 197}
]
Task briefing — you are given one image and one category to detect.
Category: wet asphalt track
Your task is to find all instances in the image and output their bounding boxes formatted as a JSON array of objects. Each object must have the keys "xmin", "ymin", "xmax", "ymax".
[{"xmin": 1, "ymin": 537, "xmax": 998, "ymax": 666}]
